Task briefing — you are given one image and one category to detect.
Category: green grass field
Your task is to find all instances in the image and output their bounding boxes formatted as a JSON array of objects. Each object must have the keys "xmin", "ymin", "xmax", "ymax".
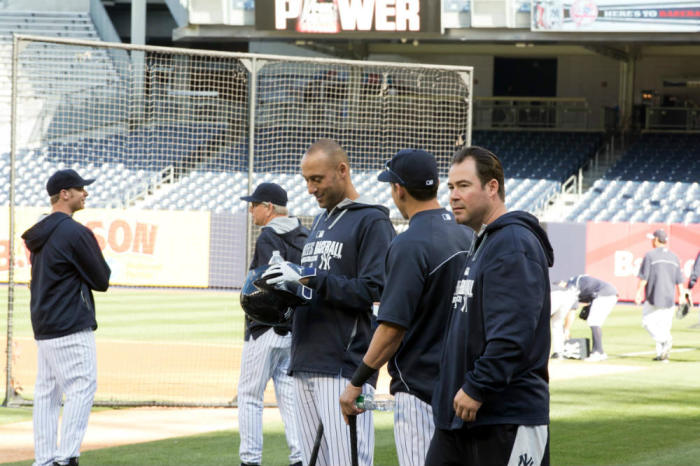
[{"xmin": 2, "ymin": 288, "xmax": 700, "ymax": 465}]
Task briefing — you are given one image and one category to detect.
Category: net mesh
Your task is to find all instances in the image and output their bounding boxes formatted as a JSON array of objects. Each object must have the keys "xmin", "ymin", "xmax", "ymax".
[{"xmin": 3, "ymin": 36, "xmax": 471, "ymax": 406}]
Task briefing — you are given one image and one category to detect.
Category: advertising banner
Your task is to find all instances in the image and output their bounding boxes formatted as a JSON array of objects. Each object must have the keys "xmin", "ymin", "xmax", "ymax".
[
  {"xmin": 532, "ymin": 0, "xmax": 700, "ymax": 32},
  {"xmin": 0, "ymin": 208, "xmax": 211, "ymax": 287},
  {"xmin": 255, "ymin": 0, "xmax": 442, "ymax": 34},
  {"xmin": 585, "ymin": 222, "xmax": 700, "ymax": 301}
]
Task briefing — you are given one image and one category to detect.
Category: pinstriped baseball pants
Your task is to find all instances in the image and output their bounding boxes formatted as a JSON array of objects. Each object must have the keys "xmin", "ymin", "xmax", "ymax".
[
  {"xmin": 33, "ymin": 329, "xmax": 97, "ymax": 466},
  {"xmin": 238, "ymin": 328, "xmax": 302, "ymax": 465},
  {"xmin": 394, "ymin": 392, "xmax": 435, "ymax": 466},
  {"xmin": 294, "ymin": 372, "xmax": 375, "ymax": 466}
]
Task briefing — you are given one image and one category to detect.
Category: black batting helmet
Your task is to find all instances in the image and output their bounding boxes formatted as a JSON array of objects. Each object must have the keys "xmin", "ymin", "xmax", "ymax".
[{"xmin": 240, "ymin": 265, "xmax": 307, "ymax": 326}]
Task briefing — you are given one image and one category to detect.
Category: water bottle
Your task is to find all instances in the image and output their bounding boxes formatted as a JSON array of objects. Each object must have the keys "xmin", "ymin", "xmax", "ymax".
[
  {"xmin": 269, "ymin": 250, "xmax": 284, "ymax": 265},
  {"xmin": 355, "ymin": 393, "xmax": 394, "ymax": 411}
]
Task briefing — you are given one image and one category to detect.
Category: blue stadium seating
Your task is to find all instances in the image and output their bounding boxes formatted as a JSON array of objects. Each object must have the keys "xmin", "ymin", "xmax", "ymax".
[{"xmin": 568, "ymin": 133, "xmax": 700, "ymax": 224}]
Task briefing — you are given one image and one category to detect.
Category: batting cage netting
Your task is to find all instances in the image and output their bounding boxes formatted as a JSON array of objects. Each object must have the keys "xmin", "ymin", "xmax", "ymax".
[{"xmin": 2, "ymin": 35, "xmax": 472, "ymax": 407}]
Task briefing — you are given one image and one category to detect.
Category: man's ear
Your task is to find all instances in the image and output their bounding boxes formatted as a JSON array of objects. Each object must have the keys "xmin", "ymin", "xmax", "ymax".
[
  {"xmin": 486, "ymin": 179, "xmax": 500, "ymax": 198},
  {"xmin": 337, "ymin": 161, "xmax": 349, "ymax": 177}
]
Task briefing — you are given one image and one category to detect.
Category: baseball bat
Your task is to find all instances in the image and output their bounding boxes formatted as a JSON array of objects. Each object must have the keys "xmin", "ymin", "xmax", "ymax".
[
  {"xmin": 349, "ymin": 415, "xmax": 358, "ymax": 466},
  {"xmin": 309, "ymin": 421, "xmax": 323, "ymax": 466}
]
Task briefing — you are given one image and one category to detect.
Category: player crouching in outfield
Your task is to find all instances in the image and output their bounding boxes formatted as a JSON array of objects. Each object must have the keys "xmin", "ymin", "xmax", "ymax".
[
  {"xmin": 22, "ymin": 169, "xmax": 111, "ymax": 466},
  {"xmin": 262, "ymin": 139, "xmax": 396, "ymax": 466},
  {"xmin": 339, "ymin": 149, "xmax": 473, "ymax": 466},
  {"xmin": 426, "ymin": 146, "xmax": 552, "ymax": 466},
  {"xmin": 238, "ymin": 182, "xmax": 307, "ymax": 466},
  {"xmin": 558, "ymin": 275, "xmax": 618, "ymax": 362}
]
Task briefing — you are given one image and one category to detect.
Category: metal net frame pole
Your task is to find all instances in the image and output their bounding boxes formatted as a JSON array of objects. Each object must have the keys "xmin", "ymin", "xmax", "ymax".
[{"xmin": 3, "ymin": 34, "xmax": 21, "ymax": 407}]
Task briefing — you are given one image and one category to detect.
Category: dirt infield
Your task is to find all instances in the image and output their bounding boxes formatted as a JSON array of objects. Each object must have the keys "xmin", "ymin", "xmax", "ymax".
[{"xmin": 0, "ymin": 361, "xmax": 645, "ymax": 464}]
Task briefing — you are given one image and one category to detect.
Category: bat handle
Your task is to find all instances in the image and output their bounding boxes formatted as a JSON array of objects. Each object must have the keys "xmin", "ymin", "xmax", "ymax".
[
  {"xmin": 349, "ymin": 414, "xmax": 358, "ymax": 466},
  {"xmin": 309, "ymin": 422, "xmax": 323, "ymax": 466}
]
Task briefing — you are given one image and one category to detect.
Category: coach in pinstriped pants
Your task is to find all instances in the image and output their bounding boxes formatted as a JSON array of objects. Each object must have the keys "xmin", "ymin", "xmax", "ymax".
[
  {"xmin": 238, "ymin": 183, "xmax": 307, "ymax": 466},
  {"xmin": 22, "ymin": 169, "xmax": 111, "ymax": 466}
]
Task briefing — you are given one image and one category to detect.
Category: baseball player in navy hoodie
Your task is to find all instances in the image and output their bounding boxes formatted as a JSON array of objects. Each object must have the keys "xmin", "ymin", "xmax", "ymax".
[
  {"xmin": 22, "ymin": 169, "xmax": 111, "ymax": 466},
  {"xmin": 427, "ymin": 146, "xmax": 553, "ymax": 466},
  {"xmin": 339, "ymin": 149, "xmax": 473, "ymax": 466},
  {"xmin": 263, "ymin": 139, "xmax": 396, "ymax": 466}
]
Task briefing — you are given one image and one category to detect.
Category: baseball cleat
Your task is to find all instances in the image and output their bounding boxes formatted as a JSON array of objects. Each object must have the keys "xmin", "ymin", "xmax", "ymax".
[{"xmin": 584, "ymin": 352, "xmax": 607, "ymax": 362}]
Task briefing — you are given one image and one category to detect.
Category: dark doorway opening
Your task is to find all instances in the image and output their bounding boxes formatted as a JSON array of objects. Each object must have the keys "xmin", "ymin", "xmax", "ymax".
[{"xmin": 493, "ymin": 57, "xmax": 557, "ymax": 97}]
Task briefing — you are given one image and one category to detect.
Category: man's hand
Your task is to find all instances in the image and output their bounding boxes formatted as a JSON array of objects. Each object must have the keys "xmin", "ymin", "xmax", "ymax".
[
  {"xmin": 635, "ymin": 290, "xmax": 644, "ymax": 305},
  {"xmin": 339, "ymin": 383, "xmax": 364, "ymax": 424},
  {"xmin": 262, "ymin": 262, "xmax": 316, "ymax": 286},
  {"xmin": 453, "ymin": 388, "xmax": 482, "ymax": 422}
]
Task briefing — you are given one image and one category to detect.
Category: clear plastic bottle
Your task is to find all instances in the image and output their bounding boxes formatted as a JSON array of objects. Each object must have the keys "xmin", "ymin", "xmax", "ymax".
[
  {"xmin": 355, "ymin": 393, "xmax": 395, "ymax": 411},
  {"xmin": 269, "ymin": 250, "xmax": 284, "ymax": 265}
]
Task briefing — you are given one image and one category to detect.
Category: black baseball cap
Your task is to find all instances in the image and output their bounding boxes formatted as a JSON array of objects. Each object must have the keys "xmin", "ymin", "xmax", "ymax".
[
  {"xmin": 240, "ymin": 182, "xmax": 288, "ymax": 206},
  {"xmin": 647, "ymin": 229, "xmax": 668, "ymax": 243},
  {"xmin": 46, "ymin": 169, "xmax": 95, "ymax": 196},
  {"xmin": 377, "ymin": 149, "xmax": 438, "ymax": 189}
]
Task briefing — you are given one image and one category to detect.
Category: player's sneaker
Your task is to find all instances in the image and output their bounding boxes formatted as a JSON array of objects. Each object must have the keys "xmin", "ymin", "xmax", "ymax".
[{"xmin": 584, "ymin": 352, "xmax": 607, "ymax": 362}]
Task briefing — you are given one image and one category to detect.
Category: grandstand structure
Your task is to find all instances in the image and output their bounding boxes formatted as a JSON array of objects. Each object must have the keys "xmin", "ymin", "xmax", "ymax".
[{"xmin": 2, "ymin": 1, "xmax": 699, "ymax": 410}]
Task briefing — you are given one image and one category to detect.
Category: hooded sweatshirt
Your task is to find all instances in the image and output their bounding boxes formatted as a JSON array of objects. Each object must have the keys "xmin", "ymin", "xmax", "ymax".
[
  {"xmin": 433, "ymin": 211, "xmax": 554, "ymax": 430},
  {"xmin": 246, "ymin": 216, "xmax": 309, "ymax": 340},
  {"xmin": 289, "ymin": 196, "xmax": 396, "ymax": 381},
  {"xmin": 22, "ymin": 212, "xmax": 111, "ymax": 340}
]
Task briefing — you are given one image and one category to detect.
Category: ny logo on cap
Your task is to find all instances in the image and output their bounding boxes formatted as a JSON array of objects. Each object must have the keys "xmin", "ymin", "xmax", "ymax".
[{"xmin": 426, "ymin": 180, "xmax": 434, "ymax": 186}]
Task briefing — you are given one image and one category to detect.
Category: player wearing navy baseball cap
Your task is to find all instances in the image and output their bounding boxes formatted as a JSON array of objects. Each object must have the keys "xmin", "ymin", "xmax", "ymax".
[
  {"xmin": 46, "ymin": 169, "xmax": 95, "ymax": 196},
  {"xmin": 238, "ymin": 181, "xmax": 306, "ymax": 466},
  {"xmin": 341, "ymin": 148, "xmax": 473, "ymax": 466},
  {"xmin": 22, "ymin": 168, "xmax": 109, "ymax": 466}
]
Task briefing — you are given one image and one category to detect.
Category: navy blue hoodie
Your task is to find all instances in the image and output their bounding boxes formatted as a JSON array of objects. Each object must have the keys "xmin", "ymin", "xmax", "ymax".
[
  {"xmin": 22, "ymin": 212, "xmax": 111, "ymax": 340},
  {"xmin": 246, "ymin": 216, "xmax": 309, "ymax": 340},
  {"xmin": 289, "ymin": 197, "xmax": 396, "ymax": 382},
  {"xmin": 433, "ymin": 211, "xmax": 554, "ymax": 430}
]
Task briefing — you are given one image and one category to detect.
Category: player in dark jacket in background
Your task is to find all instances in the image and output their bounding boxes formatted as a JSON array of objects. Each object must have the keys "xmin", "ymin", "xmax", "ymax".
[
  {"xmin": 238, "ymin": 182, "xmax": 307, "ymax": 466},
  {"xmin": 340, "ymin": 149, "xmax": 473, "ymax": 466},
  {"xmin": 263, "ymin": 139, "xmax": 396, "ymax": 466},
  {"xmin": 22, "ymin": 169, "xmax": 111, "ymax": 466},
  {"xmin": 427, "ymin": 146, "xmax": 552, "ymax": 466}
]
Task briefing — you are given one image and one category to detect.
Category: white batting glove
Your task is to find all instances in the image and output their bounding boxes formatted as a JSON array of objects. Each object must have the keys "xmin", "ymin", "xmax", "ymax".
[{"xmin": 262, "ymin": 261, "xmax": 316, "ymax": 286}]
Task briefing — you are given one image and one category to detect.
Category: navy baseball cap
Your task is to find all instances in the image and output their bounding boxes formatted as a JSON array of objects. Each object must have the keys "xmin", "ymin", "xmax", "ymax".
[
  {"xmin": 240, "ymin": 182, "xmax": 288, "ymax": 206},
  {"xmin": 377, "ymin": 149, "xmax": 438, "ymax": 189},
  {"xmin": 46, "ymin": 169, "xmax": 95, "ymax": 196},
  {"xmin": 647, "ymin": 229, "xmax": 668, "ymax": 243}
]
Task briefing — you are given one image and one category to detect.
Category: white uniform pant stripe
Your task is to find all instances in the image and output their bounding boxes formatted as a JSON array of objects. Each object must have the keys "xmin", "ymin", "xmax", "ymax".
[
  {"xmin": 506, "ymin": 425, "xmax": 548, "ymax": 466},
  {"xmin": 294, "ymin": 372, "xmax": 374, "ymax": 466},
  {"xmin": 33, "ymin": 329, "xmax": 97, "ymax": 466},
  {"xmin": 394, "ymin": 392, "xmax": 434, "ymax": 466},
  {"xmin": 238, "ymin": 328, "xmax": 301, "ymax": 464}
]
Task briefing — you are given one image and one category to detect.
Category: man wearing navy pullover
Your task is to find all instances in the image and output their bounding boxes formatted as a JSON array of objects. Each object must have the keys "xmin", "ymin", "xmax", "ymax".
[
  {"xmin": 263, "ymin": 139, "xmax": 395, "ymax": 466},
  {"xmin": 22, "ymin": 169, "xmax": 111, "ymax": 466},
  {"xmin": 426, "ymin": 146, "xmax": 553, "ymax": 466}
]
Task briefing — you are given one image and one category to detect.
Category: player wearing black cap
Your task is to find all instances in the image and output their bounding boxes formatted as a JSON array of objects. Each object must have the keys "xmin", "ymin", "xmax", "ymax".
[
  {"xmin": 339, "ymin": 149, "xmax": 473, "ymax": 466},
  {"xmin": 635, "ymin": 229, "xmax": 685, "ymax": 362},
  {"xmin": 22, "ymin": 169, "xmax": 111, "ymax": 466},
  {"xmin": 427, "ymin": 146, "xmax": 552, "ymax": 466},
  {"xmin": 238, "ymin": 182, "xmax": 307, "ymax": 466}
]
